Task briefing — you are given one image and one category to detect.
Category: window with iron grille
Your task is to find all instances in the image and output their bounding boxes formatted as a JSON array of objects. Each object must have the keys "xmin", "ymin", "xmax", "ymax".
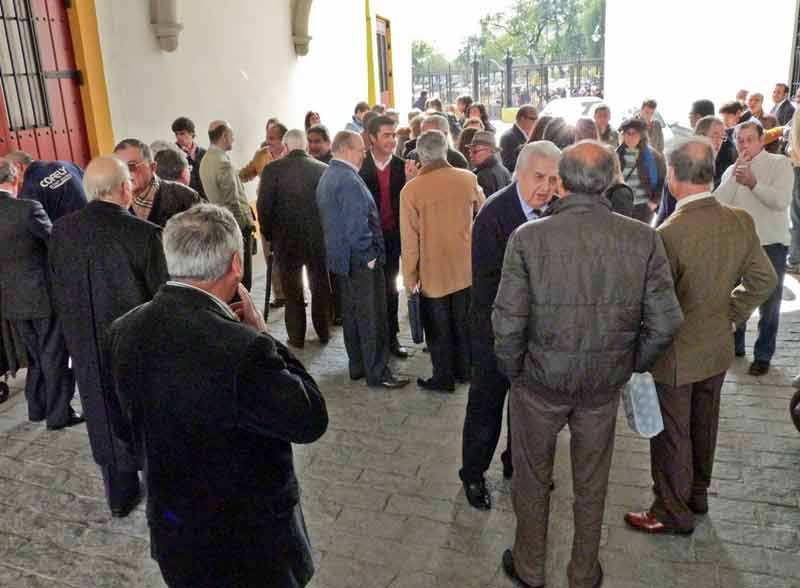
[{"xmin": 0, "ymin": 0, "xmax": 49, "ymax": 130}]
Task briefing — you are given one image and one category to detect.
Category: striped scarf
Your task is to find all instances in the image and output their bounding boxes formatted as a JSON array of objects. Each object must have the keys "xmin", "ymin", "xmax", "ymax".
[{"xmin": 132, "ymin": 175, "xmax": 160, "ymax": 220}]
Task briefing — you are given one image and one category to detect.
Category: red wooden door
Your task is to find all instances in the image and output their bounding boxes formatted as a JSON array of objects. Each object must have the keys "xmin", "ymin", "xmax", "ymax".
[{"xmin": 0, "ymin": 0, "xmax": 90, "ymax": 167}]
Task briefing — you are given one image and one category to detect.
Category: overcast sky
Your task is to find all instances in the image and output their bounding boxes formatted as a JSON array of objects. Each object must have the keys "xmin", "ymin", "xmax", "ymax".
[{"xmin": 407, "ymin": 0, "xmax": 516, "ymax": 59}]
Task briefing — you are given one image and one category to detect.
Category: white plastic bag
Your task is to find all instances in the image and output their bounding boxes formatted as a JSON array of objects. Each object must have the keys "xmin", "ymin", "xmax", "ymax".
[{"xmin": 622, "ymin": 372, "xmax": 664, "ymax": 438}]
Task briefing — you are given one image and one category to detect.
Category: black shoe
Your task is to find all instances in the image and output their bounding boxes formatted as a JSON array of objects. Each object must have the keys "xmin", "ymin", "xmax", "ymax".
[
  {"xmin": 350, "ymin": 372, "xmax": 365, "ymax": 381},
  {"xmin": 269, "ymin": 298, "xmax": 286, "ymax": 309},
  {"xmin": 503, "ymin": 463, "xmax": 514, "ymax": 480},
  {"xmin": 593, "ymin": 563, "xmax": 604, "ymax": 588},
  {"xmin": 111, "ymin": 487, "xmax": 142, "ymax": 518},
  {"xmin": 463, "ymin": 479, "xmax": 491, "ymax": 510},
  {"xmin": 389, "ymin": 340, "xmax": 409, "ymax": 359},
  {"xmin": 501, "ymin": 549, "xmax": 542, "ymax": 588},
  {"xmin": 0, "ymin": 382, "xmax": 9, "ymax": 404},
  {"xmin": 286, "ymin": 338, "xmax": 305, "ymax": 349},
  {"xmin": 734, "ymin": 349, "xmax": 746, "ymax": 358},
  {"xmin": 369, "ymin": 377, "xmax": 410, "ymax": 389},
  {"xmin": 46, "ymin": 411, "xmax": 85, "ymax": 431},
  {"xmin": 417, "ymin": 377, "xmax": 455, "ymax": 393},
  {"xmin": 749, "ymin": 360, "xmax": 770, "ymax": 376},
  {"xmin": 333, "ymin": 317, "xmax": 343, "ymax": 326}
]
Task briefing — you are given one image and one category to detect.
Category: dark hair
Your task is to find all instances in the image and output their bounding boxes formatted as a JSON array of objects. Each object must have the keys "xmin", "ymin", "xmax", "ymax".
[
  {"xmin": 515, "ymin": 104, "xmax": 538, "ymax": 122},
  {"xmin": 155, "ymin": 147, "xmax": 189, "ymax": 182},
  {"xmin": 691, "ymin": 99, "xmax": 715, "ymax": 118},
  {"xmin": 719, "ymin": 100, "xmax": 743, "ymax": 115},
  {"xmin": 270, "ymin": 122, "xmax": 288, "ymax": 138},
  {"xmin": 694, "ymin": 116, "xmax": 723, "ymax": 137},
  {"xmin": 456, "ymin": 127, "xmax": 479, "ymax": 161},
  {"xmin": 208, "ymin": 124, "xmax": 229, "ymax": 144},
  {"xmin": 304, "ymin": 111, "xmax": 320, "ymax": 131},
  {"xmin": 559, "ymin": 141, "xmax": 616, "ymax": 195},
  {"xmin": 361, "ymin": 111, "xmax": 379, "ymax": 131},
  {"xmin": 114, "ymin": 137, "xmax": 152, "ymax": 162},
  {"xmin": 467, "ymin": 103, "xmax": 493, "ymax": 132},
  {"xmin": 542, "ymin": 118, "xmax": 576, "ymax": 150},
  {"xmin": 171, "ymin": 116, "xmax": 196, "ymax": 135},
  {"xmin": 776, "ymin": 83, "xmax": 790, "ymax": 94},
  {"xmin": 575, "ymin": 117, "xmax": 598, "ymax": 141},
  {"xmin": 307, "ymin": 124, "xmax": 331, "ymax": 143},
  {"xmin": 371, "ymin": 104, "xmax": 386, "ymax": 114},
  {"xmin": 367, "ymin": 114, "xmax": 396, "ymax": 137},
  {"xmin": 641, "ymin": 98, "xmax": 658, "ymax": 109},
  {"xmin": 668, "ymin": 138, "xmax": 715, "ymax": 185},
  {"xmin": 457, "ymin": 95, "xmax": 473, "ymax": 111},
  {"xmin": 354, "ymin": 101, "xmax": 370, "ymax": 115},
  {"xmin": 528, "ymin": 115, "xmax": 553, "ymax": 143},
  {"xmin": 426, "ymin": 97, "xmax": 443, "ymax": 112}
]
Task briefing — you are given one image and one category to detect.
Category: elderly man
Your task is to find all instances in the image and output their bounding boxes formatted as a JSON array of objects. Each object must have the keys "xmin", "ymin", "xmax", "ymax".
[
  {"xmin": 6, "ymin": 150, "xmax": 87, "ymax": 222},
  {"xmin": 50, "ymin": 156, "xmax": 168, "ymax": 517},
  {"xmin": 500, "ymin": 104, "xmax": 537, "ymax": 172},
  {"xmin": 625, "ymin": 139, "xmax": 776, "ymax": 536},
  {"xmin": 359, "ymin": 115, "xmax": 409, "ymax": 359},
  {"xmin": 401, "ymin": 130, "xmax": 485, "ymax": 392},
  {"xmin": 307, "ymin": 124, "xmax": 333, "ymax": 164},
  {"xmin": 593, "ymin": 104, "xmax": 618, "ymax": 148},
  {"xmin": 715, "ymin": 121, "xmax": 795, "ymax": 375},
  {"xmin": 154, "ymin": 147, "xmax": 192, "ymax": 185},
  {"xmin": 494, "ymin": 141, "xmax": 682, "ymax": 588},
  {"xmin": 108, "ymin": 204, "xmax": 326, "ymax": 588},
  {"xmin": 258, "ymin": 129, "xmax": 330, "ymax": 348},
  {"xmin": 316, "ymin": 131, "xmax": 408, "ymax": 389},
  {"xmin": 114, "ymin": 138, "xmax": 201, "ymax": 228},
  {"xmin": 460, "ymin": 141, "xmax": 560, "ymax": 511},
  {"xmin": 200, "ymin": 121, "xmax": 256, "ymax": 289},
  {"xmin": 771, "ymin": 82, "xmax": 796, "ymax": 126},
  {"xmin": 469, "ymin": 131, "xmax": 511, "ymax": 197},
  {"xmin": 171, "ymin": 116, "xmax": 206, "ymax": 198},
  {"xmin": 406, "ymin": 114, "xmax": 469, "ymax": 169},
  {"xmin": 0, "ymin": 158, "xmax": 81, "ymax": 429}
]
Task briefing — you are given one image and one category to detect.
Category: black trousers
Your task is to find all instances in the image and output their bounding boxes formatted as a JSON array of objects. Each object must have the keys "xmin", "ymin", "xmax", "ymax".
[
  {"xmin": 383, "ymin": 232, "xmax": 401, "ymax": 341},
  {"xmin": 421, "ymin": 288, "xmax": 471, "ymax": 386},
  {"xmin": 100, "ymin": 464, "xmax": 140, "ymax": 513},
  {"xmin": 241, "ymin": 228, "xmax": 254, "ymax": 291},
  {"xmin": 337, "ymin": 263, "xmax": 391, "ymax": 385},
  {"xmin": 281, "ymin": 253, "xmax": 331, "ymax": 345},
  {"xmin": 329, "ymin": 271, "xmax": 342, "ymax": 322},
  {"xmin": 460, "ymin": 311, "xmax": 511, "ymax": 483},
  {"xmin": 14, "ymin": 315, "xmax": 74, "ymax": 427}
]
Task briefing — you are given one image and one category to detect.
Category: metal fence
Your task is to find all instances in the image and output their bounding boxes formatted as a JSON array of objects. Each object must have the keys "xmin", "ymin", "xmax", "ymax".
[{"xmin": 412, "ymin": 54, "xmax": 604, "ymax": 117}]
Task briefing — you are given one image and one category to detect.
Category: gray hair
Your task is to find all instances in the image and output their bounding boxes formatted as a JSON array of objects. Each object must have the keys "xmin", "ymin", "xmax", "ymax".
[
  {"xmin": 283, "ymin": 128, "xmax": 307, "ymax": 152},
  {"xmin": 84, "ymin": 156, "xmax": 129, "ymax": 201},
  {"xmin": 559, "ymin": 140, "xmax": 616, "ymax": 195},
  {"xmin": 163, "ymin": 204, "xmax": 244, "ymax": 282},
  {"xmin": 154, "ymin": 147, "xmax": 189, "ymax": 182},
  {"xmin": 0, "ymin": 158, "xmax": 17, "ymax": 184},
  {"xmin": 5, "ymin": 150, "xmax": 33, "ymax": 166},
  {"xmin": 513, "ymin": 141, "xmax": 562, "ymax": 181},
  {"xmin": 416, "ymin": 130, "xmax": 448, "ymax": 164},
  {"xmin": 421, "ymin": 114, "xmax": 449, "ymax": 137},
  {"xmin": 694, "ymin": 116, "xmax": 724, "ymax": 137},
  {"xmin": 150, "ymin": 140, "xmax": 174, "ymax": 157},
  {"xmin": 734, "ymin": 119, "xmax": 764, "ymax": 138},
  {"xmin": 332, "ymin": 130, "xmax": 362, "ymax": 154},
  {"xmin": 668, "ymin": 137, "xmax": 715, "ymax": 185}
]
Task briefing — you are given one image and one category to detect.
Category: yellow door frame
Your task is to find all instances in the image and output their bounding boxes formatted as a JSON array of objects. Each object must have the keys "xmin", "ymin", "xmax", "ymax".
[
  {"xmin": 375, "ymin": 15, "xmax": 394, "ymax": 107},
  {"xmin": 65, "ymin": 0, "xmax": 115, "ymax": 157},
  {"xmin": 365, "ymin": 0, "xmax": 377, "ymax": 105}
]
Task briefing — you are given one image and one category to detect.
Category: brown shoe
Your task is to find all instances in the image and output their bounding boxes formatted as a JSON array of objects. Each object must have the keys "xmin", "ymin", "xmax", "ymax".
[{"xmin": 624, "ymin": 511, "xmax": 693, "ymax": 535}]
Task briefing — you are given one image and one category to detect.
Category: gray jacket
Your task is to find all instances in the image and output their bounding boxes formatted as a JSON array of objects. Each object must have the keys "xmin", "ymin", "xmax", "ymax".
[
  {"xmin": 199, "ymin": 145, "xmax": 254, "ymax": 232},
  {"xmin": 493, "ymin": 193, "xmax": 683, "ymax": 407}
]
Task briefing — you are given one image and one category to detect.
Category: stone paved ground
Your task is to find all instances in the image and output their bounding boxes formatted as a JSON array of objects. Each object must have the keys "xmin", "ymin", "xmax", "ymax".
[{"xmin": 1, "ymin": 256, "xmax": 799, "ymax": 587}]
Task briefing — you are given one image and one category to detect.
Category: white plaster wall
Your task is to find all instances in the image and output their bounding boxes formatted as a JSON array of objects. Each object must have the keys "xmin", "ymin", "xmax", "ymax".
[
  {"xmin": 95, "ymin": 0, "xmax": 411, "ymax": 195},
  {"xmin": 604, "ymin": 0, "xmax": 797, "ymax": 128}
]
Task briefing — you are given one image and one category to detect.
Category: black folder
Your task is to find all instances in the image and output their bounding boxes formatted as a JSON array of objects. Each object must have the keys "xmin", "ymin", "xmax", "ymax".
[{"xmin": 407, "ymin": 290, "xmax": 424, "ymax": 344}]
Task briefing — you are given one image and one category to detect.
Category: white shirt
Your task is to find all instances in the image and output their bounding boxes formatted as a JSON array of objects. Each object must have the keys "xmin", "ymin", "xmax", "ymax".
[
  {"xmin": 714, "ymin": 149, "xmax": 794, "ymax": 246},
  {"xmin": 371, "ymin": 151, "xmax": 392, "ymax": 172},
  {"xmin": 167, "ymin": 281, "xmax": 237, "ymax": 320},
  {"xmin": 674, "ymin": 191, "xmax": 714, "ymax": 211}
]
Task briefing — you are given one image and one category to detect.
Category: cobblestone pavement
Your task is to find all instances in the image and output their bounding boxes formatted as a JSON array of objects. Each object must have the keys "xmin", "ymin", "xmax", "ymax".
[{"xmin": 1, "ymin": 257, "xmax": 799, "ymax": 587}]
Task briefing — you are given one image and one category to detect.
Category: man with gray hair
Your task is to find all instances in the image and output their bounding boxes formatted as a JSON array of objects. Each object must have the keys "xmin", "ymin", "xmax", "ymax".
[
  {"xmin": 494, "ymin": 141, "xmax": 683, "ymax": 588},
  {"xmin": 0, "ymin": 157, "xmax": 80, "ymax": 429},
  {"xmin": 405, "ymin": 113, "xmax": 469, "ymax": 170},
  {"xmin": 625, "ymin": 138, "xmax": 775, "ymax": 536},
  {"xmin": 107, "ymin": 203, "xmax": 327, "ymax": 588},
  {"xmin": 49, "ymin": 156, "xmax": 168, "ymax": 518},
  {"xmin": 400, "ymin": 130, "xmax": 485, "ymax": 393},
  {"xmin": 459, "ymin": 141, "xmax": 560, "ymax": 511},
  {"xmin": 258, "ymin": 129, "xmax": 331, "ymax": 348},
  {"xmin": 316, "ymin": 130, "xmax": 408, "ymax": 389}
]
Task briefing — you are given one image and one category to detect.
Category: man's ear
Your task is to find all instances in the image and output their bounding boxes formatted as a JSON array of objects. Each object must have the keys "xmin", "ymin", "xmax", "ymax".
[
  {"xmin": 231, "ymin": 250, "xmax": 243, "ymax": 280},
  {"xmin": 556, "ymin": 176, "xmax": 568, "ymax": 197}
]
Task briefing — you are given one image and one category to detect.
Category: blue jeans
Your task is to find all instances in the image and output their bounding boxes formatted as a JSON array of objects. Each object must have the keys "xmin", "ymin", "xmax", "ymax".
[
  {"xmin": 735, "ymin": 243, "xmax": 787, "ymax": 362},
  {"xmin": 788, "ymin": 167, "xmax": 800, "ymax": 264}
]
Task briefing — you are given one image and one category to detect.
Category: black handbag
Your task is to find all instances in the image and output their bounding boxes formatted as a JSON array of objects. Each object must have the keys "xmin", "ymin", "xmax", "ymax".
[{"xmin": 407, "ymin": 289, "xmax": 424, "ymax": 344}]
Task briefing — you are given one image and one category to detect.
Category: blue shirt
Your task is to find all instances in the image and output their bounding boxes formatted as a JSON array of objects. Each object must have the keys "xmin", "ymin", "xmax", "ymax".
[{"xmin": 516, "ymin": 183, "xmax": 549, "ymax": 220}]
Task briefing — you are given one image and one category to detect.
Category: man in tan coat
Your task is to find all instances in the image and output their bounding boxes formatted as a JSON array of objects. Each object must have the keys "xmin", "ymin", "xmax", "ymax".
[
  {"xmin": 625, "ymin": 138, "xmax": 776, "ymax": 535},
  {"xmin": 401, "ymin": 130, "xmax": 484, "ymax": 392}
]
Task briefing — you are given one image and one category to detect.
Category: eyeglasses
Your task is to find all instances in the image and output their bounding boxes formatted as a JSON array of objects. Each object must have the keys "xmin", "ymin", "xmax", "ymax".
[{"xmin": 126, "ymin": 160, "xmax": 147, "ymax": 172}]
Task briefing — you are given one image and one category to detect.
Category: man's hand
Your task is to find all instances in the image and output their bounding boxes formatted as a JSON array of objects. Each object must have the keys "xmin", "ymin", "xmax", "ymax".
[
  {"xmin": 230, "ymin": 283, "xmax": 268, "ymax": 332},
  {"xmin": 734, "ymin": 155, "xmax": 757, "ymax": 189},
  {"xmin": 405, "ymin": 159, "xmax": 420, "ymax": 181},
  {"xmin": 367, "ymin": 258, "xmax": 376, "ymax": 270},
  {"xmin": 647, "ymin": 201, "xmax": 659, "ymax": 212}
]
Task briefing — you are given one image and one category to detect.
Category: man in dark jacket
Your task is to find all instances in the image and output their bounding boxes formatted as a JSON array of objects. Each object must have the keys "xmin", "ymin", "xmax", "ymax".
[
  {"xmin": 406, "ymin": 114, "xmax": 469, "ymax": 169},
  {"xmin": 0, "ymin": 159, "xmax": 80, "ymax": 429},
  {"xmin": 468, "ymin": 131, "xmax": 511, "ymax": 197},
  {"xmin": 494, "ymin": 141, "xmax": 683, "ymax": 588},
  {"xmin": 172, "ymin": 116, "xmax": 207, "ymax": 199},
  {"xmin": 6, "ymin": 151, "xmax": 87, "ymax": 222},
  {"xmin": 460, "ymin": 141, "xmax": 560, "ymax": 511},
  {"xmin": 316, "ymin": 131, "xmax": 408, "ymax": 389},
  {"xmin": 108, "ymin": 204, "xmax": 327, "ymax": 588},
  {"xmin": 50, "ymin": 156, "xmax": 168, "ymax": 517},
  {"xmin": 499, "ymin": 104, "xmax": 537, "ymax": 172},
  {"xmin": 307, "ymin": 124, "xmax": 333, "ymax": 164},
  {"xmin": 359, "ymin": 115, "xmax": 409, "ymax": 358},
  {"xmin": 114, "ymin": 138, "xmax": 201, "ymax": 227},
  {"xmin": 258, "ymin": 129, "xmax": 330, "ymax": 347}
]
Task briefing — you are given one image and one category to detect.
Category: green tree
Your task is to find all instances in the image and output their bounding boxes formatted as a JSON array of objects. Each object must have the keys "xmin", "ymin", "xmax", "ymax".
[{"xmin": 411, "ymin": 40, "xmax": 449, "ymax": 72}]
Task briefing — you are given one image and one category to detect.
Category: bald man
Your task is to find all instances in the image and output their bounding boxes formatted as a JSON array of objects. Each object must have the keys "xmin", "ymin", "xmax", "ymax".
[
  {"xmin": 199, "ymin": 120, "xmax": 256, "ymax": 288},
  {"xmin": 494, "ymin": 141, "xmax": 682, "ymax": 588},
  {"xmin": 49, "ymin": 156, "xmax": 168, "ymax": 518}
]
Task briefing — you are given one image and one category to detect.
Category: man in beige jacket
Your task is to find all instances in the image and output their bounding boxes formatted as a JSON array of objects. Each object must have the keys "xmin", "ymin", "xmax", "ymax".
[
  {"xmin": 625, "ymin": 138, "xmax": 776, "ymax": 536},
  {"xmin": 200, "ymin": 120, "xmax": 256, "ymax": 289},
  {"xmin": 401, "ymin": 130, "xmax": 485, "ymax": 392}
]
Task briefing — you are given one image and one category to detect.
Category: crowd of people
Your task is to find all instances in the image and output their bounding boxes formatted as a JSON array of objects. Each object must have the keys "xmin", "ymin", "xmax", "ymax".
[{"xmin": 0, "ymin": 80, "xmax": 798, "ymax": 587}]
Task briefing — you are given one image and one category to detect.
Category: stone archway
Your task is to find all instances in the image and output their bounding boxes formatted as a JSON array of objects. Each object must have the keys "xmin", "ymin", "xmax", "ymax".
[{"xmin": 292, "ymin": 0, "xmax": 313, "ymax": 56}]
